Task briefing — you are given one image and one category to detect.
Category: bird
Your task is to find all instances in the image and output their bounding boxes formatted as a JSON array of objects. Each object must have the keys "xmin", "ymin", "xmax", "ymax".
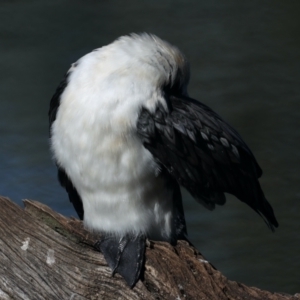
[{"xmin": 49, "ymin": 33, "xmax": 278, "ymax": 288}]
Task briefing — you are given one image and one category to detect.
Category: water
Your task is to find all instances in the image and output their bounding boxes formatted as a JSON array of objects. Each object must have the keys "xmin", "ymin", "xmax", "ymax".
[{"xmin": 1, "ymin": 0, "xmax": 299, "ymax": 294}]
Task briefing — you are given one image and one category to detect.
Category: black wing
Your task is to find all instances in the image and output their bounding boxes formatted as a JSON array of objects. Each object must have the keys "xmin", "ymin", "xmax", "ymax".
[
  {"xmin": 137, "ymin": 95, "xmax": 278, "ymax": 230},
  {"xmin": 49, "ymin": 71, "xmax": 84, "ymax": 220},
  {"xmin": 49, "ymin": 74, "xmax": 68, "ymax": 130}
]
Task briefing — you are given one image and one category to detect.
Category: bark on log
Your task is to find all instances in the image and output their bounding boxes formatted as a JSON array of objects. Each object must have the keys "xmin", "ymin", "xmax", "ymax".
[{"xmin": 0, "ymin": 196, "xmax": 298, "ymax": 300}]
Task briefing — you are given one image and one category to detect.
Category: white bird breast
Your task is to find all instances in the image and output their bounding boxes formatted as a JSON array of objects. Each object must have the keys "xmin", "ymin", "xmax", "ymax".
[{"xmin": 51, "ymin": 49, "xmax": 174, "ymax": 241}]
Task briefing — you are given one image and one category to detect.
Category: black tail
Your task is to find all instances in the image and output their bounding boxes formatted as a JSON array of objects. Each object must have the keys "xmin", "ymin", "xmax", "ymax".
[
  {"xmin": 256, "ymin": 192, "xmax": 279, "ymax": 232},
  {"xmin": 239, "ymin": 182, "xmax": 279, "ymax": 231}
]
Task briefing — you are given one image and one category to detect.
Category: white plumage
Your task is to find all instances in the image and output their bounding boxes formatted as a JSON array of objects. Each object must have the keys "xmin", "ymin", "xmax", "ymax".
[{"xmin": 51, "ymin": 34, "xmax": 189, "ymax": 240}]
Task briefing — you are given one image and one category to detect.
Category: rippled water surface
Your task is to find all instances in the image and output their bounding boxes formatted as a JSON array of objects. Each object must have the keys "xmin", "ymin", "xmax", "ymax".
[{"xmin": 1, "ymin": 0, "xmax": 299, "ymax": 294}]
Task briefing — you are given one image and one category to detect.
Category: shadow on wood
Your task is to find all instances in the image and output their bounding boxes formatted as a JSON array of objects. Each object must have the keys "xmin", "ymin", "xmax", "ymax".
[{"xmin": 0, "ymin": 196, "xmax": 298, "ymax": 300}]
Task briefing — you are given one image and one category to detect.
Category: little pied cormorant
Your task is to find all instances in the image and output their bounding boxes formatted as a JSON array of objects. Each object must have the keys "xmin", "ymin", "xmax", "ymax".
[{"xmin": 49, "ymin": 33, "xmax": 278, "ymax": 287}]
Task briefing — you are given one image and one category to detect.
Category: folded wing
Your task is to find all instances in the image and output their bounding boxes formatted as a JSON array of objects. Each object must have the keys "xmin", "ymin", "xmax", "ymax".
[{"xmin": 137, "ymin": 95, "xmax": 278, "ymax": 230}]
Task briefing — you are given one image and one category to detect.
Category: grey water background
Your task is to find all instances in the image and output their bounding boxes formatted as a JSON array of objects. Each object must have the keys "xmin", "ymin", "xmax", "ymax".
[{"xmin": 1, "ymin": 0, "xmax": 299, "ymax": 294}]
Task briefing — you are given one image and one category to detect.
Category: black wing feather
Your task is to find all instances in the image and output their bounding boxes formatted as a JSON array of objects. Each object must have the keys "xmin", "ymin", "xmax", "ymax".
[
  {"xmin": 58, "ymin": 168, "xmax": 84, "ymax": 220},
  {"xmin": 137, "ymin": 95, "xmax": 278, "ymax": 230},
  {"xmin": 49, "ymin": 74, "xmax": 68, "ymax": 130},
  {"xmin": 48, "ymin": 71, "xmax": 84, "ymax": 220}
]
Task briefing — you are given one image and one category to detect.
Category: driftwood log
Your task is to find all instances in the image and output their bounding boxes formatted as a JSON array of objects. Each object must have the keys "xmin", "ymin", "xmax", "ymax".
[{"xmin": 0, "ymin": 196, "xmax": 298, "ymax": 300}]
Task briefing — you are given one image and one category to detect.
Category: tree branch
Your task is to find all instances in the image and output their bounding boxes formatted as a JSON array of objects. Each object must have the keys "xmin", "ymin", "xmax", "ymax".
[{"xmin": 0, "ymin": 196, "xmax": 298, "ymax": 300}]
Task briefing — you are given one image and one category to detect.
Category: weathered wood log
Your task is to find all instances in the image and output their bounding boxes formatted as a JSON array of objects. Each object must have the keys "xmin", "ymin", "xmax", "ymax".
[{"xmin": 0, "ymin": 196, "xmax": 298, "ymax": 300}]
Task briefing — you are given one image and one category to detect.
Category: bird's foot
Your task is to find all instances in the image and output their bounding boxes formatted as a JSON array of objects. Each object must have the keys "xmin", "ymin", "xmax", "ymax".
[{"xmin": 94, "ymin": 233, "xmax": 146, "ymax": 288}]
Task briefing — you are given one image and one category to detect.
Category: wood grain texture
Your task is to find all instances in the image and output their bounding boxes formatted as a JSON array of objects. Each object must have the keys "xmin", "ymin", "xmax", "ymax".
[{"xmin": 0, "ymin": 196, "xmax": 298, "ymax": 300}]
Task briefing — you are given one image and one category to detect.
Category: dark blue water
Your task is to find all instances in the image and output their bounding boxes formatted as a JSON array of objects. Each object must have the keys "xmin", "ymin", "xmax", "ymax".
[{"xmin": 1, "ymin": 0, "xmax": 299, "ymax": 294}]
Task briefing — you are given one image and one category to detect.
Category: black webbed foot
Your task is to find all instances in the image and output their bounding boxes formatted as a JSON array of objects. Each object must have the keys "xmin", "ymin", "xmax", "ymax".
[{"xmin": 95, "ymin": 233, "xmax": 146, "ymax": 288}]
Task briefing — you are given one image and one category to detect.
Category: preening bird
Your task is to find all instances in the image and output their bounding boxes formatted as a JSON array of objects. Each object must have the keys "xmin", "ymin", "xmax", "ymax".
[{"xmin": 49, "ymin": 33, "xmax": 278, "ymax": 287}]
